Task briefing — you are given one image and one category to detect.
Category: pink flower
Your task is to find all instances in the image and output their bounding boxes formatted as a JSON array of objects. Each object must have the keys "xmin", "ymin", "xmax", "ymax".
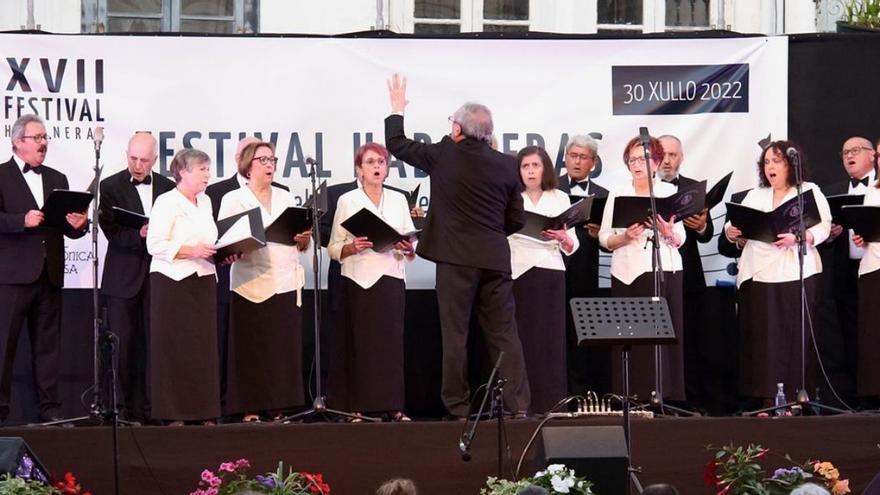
[
  {"xmin": 832, "ymin": 479, "xmax": 850, "ymax": 495},
  {"xmin": 234, "ymin": 458, "xmax": 250, "ymax": 469},
  {"xmin": 206, "ymin": 488, "xmax": 219, "ymax": 495},
  {"xmin": 200, "ymin": 470, "xmax": 215, "ymax": 482},
  {"xmin": 218, "ymin": 462, "xmax": 235, "ymax": 473}
]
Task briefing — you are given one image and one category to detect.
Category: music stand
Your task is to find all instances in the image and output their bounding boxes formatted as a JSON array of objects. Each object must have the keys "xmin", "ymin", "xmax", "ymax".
[{"xmin": 571, "ymin": 296, "xmax": 676, "ymax": 495}]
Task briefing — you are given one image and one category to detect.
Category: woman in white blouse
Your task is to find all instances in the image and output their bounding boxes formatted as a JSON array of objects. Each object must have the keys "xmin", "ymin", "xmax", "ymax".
[
  {"xmin": 508, "ymin": 146, "xmax": 578, "ymax": 414},
  {"xmin": 847, "ymin": 173, "xmax": 879, "ymax": 404},
  {"xmin": 328, "ymin": 143, "xmax": 415, "ymax": 422},
  {"xmin": 725, "ymin": 140, "xmax": 831, "ymax": 402},
  {"xmin": 599, "ymin": 135, "xmax": 687, "ymax": 403},
  {"xmin": 218, "ymin": 141, "xmax": 311, "ymax": 423},
  {"xmin": 146, "ymin": 149, "xmax": 223, "ymax": 425}
]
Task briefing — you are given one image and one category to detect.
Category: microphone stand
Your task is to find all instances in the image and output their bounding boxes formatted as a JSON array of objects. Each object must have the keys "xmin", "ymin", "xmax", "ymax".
[
  {"xmin": 283, "ymin": 159, "xmax": 370, "ymax": 423},
  {"xmin": 459, "ymin": 352, "xmax": 509, "ymax": 478}
]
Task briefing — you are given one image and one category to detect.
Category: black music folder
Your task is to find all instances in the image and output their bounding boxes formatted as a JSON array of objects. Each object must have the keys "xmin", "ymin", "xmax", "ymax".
[
  {"xmin": 215, "ymin": 207, "xmax": 266, "ymax": 260},
  {"xmin": 340, "ymin": 208, "xmax": 420, "ymax": 252},
  {"xmin": 611, "ymin": 180, "xmax": 706, "ymax": 228},
  {"xmin": 408, "ymin": 184, "xmax": 421, "ymax": 210},
  {"xmin": 111, "ymin": 206, "xmax": 148, "ymax": 229},
  {"xmin": 840, "ymin": 205, "xmax": 880, "ymax": 242},
  {"xmin": 706, "ymin": 172, "xmax": 734, "ymax": 209},
  {"xmin": 518, "ymin": 198, "xmax": 593, "ymax": 240},
  {"xmin": 302, "ymin": 181, "xmax": 328, "ymax": 215},
  {"xmin": 41, "ymin": 189, "xmax": 93, "ymax": 229},
  {"xmin": 725, "ymin": 189, "xmax": 821, "ymax": 243},
  {"xmin": 826, "ymin": 193, "xmax": 864, "ymax": 225},
  {"xmin": 265, "ymin": 207, "xmax": 312, "ymax": 245}
]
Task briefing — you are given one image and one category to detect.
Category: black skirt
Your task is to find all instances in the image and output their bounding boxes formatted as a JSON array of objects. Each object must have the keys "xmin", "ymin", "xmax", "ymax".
[
  {"xmin": 610, "ymin": 271, "xmax": 685, "ymax": 402},
  {"xmin": 149, "ymin": 272, "xmax": 220, "ymax": 421},
  {"xmin": 858, "ymin": 269, "xmax": 880, "ymax": 397},
  {"xmin": 329, "ymin": 275, "xmax": 406, "ymax": 412},
  {"xmin": 513, "ymin": 267, "xmax": 567, "ymax": 414},
  {"xmin": 738, "ymin": 276, "xmax": 819, "ymax": 398},
  {"xmin": 225, "ymin": 291, "xmax": 304, "ymax": 415}
]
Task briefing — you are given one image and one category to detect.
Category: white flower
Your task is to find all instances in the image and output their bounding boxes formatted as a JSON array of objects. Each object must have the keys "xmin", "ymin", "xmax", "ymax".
[
  {"xmin": 547, "ymin": 464, "xmax": 565, "ymax": 474},
  {"xmin": 551, "ymin": 474, "xmax": 570, "ymax": 493},
  {"xmin": 535, "ymin": 471, "xmax": 546, "ymax": 478}
]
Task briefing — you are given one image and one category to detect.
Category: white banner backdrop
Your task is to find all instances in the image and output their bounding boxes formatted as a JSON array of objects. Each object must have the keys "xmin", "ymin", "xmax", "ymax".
[{"xmin": 0, "ymin": 34, "xmax": 787, "ymax": 289}]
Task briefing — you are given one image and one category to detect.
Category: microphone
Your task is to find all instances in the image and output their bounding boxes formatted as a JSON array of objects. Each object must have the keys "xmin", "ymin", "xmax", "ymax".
[
  {"xmin": 639, "ymin": 127, "xmax": 651, "ymax": 149},
  {"xmin": 786, "ymin": 147, "xmax": 798, "ymax": 160},
  {"xmin": 93, "ymin": 126, "xmax": 104, "ymax": 153},
  {"xmin": 305, "ymin": 157, "xmax": 317, "ymax": 165}
]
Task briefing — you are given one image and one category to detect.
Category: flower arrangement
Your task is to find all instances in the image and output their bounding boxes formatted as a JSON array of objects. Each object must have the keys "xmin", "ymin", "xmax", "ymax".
[
  {"xmin": 190, "ymin": 459, "xmax": 329, "ymax": 495},
  {"xmin": 0, "ymin": 472, "xmax": 91, "ymax": 495},
  {"xmin": 704, "ymin": 443, "xmax": 850, "ymax": 495},
  {"xmin": 481, "ymin": 464, "xmax": 593, "ymax": 495}
]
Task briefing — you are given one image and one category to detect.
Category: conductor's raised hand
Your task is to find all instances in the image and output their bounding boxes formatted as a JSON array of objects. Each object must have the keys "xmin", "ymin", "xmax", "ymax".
[{"xmin": 387, "ymin": 73, "xmax": 408, "ymax": 114}]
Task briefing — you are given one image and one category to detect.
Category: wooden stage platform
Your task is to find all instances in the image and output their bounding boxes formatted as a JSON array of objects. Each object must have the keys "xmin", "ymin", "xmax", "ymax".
[{"xmin": 4, "ymin": 414, "xmax": 879, "ymax": 494}]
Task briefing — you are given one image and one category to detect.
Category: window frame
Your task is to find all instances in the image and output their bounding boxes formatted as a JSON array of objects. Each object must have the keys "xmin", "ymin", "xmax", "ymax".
[{"xmin": 82, "ymin": 0, "xmax": 259, "ymax": 34}]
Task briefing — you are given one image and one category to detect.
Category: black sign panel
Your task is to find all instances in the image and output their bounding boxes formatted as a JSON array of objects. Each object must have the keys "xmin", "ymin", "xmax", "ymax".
[{"xmin": 612, "ymin": 64, "xmax": 749, "ymax": 115}]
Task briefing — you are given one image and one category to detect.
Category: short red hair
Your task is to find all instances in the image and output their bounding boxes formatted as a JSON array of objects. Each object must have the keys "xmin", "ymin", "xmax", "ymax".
[
  {"xmin": 355, "ymin": 142, "xmax": 390, "ymax": 168},
  {"xmin": 622, "ymin": 135, "xmax": 664, "ymax": 168}
]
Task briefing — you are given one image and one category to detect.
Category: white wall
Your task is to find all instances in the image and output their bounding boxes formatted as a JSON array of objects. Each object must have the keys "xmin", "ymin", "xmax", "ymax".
[
  {"xmin": 0, "ymin": 0, "xmax": 82, "ymax": 33},
  {"xmin": 260, "ymin": 0, "xmax": 379, "ymax": 34}
]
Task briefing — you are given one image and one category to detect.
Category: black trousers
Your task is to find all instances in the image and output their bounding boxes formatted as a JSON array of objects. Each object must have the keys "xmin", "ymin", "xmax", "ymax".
[
  {"xmin": 105, "ymin": 280, "xmax": 150, "ymax": 420},
  {"xmin": 435, "ymin": 262, "xmax": 530, "ymax": 417},
  {"xmin": 0, "ymin": 268, "xmax": 62, "ymax": 420}
]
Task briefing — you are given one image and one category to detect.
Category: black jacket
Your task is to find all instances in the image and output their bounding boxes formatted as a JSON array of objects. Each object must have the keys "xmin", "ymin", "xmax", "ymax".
[
  {"xmin": 0, "ymin": 158, "xmax": 87, "ymax": 288},
  {"xmin": 676, "ymin": 174, "xmax": 715, "ymax": 293},
  {"xmin": 557, "ymin": 176, "xmax": 608, "ymax": 296},
  {"xmin": 384, "ymin": 114, "xmax": 524, "ymax": 273},
  {"xmin": 98, "ymin": 169, "xmax": 175, "ymax": 298}
]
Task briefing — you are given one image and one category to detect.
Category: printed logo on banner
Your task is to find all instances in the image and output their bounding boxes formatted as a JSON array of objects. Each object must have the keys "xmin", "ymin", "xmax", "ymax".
[
  {"xmin": 3, "ymin": 57, "xmax": 105, "ymax": 138},
  {"xmin": 611, "ymin": 64, "xmax": 749, "ymax": 115}
]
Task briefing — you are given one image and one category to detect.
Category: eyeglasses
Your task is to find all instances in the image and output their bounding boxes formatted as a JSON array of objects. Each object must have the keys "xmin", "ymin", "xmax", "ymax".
[
  {"xmin": 567, "ymin": 152, "xmax": 594, "ymax": 162},
  {"xmin": 362, "ymin": 158, "xmax": 387, "ymax": 166},
  {"xmin": 627, "ymin": 156, "xmax": 647, "ymax": 166},
  {"xmin": 840, "ymin": 146, "xmax": 874, "ymax": 157},
  {"xmin": 447, "ymin": 116, "xmax": 460, "ymax": 126},
  {"xmin": 21, "ymin": 134, "xmax": 51, "ymax": 142},
  {"xmin": 252, "ymin": 156, "xmax": 279, "ymax": 166}
]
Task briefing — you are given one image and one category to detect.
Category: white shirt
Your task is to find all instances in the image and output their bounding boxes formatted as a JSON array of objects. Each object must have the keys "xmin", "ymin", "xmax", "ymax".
[
  {"xmin": 858, "ymin": 185, "xmax": 880, "ymax": 277},
  {"xmin": 508, "ymin": 189, "xmax": 579, "ymax": 279},
  {"xmin": 566, "ymin": 176, "xmax": 593, "ymax": 198},
  {"xmin": 328, "ymin": 187, "xmax": 415, "ymax": 289},
  {"xmin": 12, "ymin": 155, "xmax": 44, "ymax": 208},
  {"xmin": 218, "ymin": 185, "xmax": 307, "ymax": 305},
  {"xmin": 847, "ymin": 169, "xmax": 876, "ymax": 259},
  {"xmin": 147, "ymin": 188, "xmax": 218, "ymax": 280},
  {"xmin": 725, "ymin": 182, "xmax": 831, "ymax": 287},
  {"xmin": 133, "ymin": 176, "xmax": 152, "ymax": 217},
  {"xmin": 598, "ymin": 181, "xmax": 686, "ymax": 285}
]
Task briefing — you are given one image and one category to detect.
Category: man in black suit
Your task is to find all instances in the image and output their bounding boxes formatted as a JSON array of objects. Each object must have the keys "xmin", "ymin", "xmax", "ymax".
[
  {"xmin": 384, "ymin": 74, "xmax": 530, "ymax": 418},
  {"xmin": 98, "ymin": 132, "xmax": 175, "ymax": 423},
  {"xmin": 0, "ymin": 114, "xmax": 88, "ymax": 422},
  {"xmin": 818, "ymin": 136, "xmax": 877, "ymax": 406},
  {"xmin": 205, "ymin": 137, "xmax": 289, "ymax": 413},
  {"xmin": 556, "ymin": 135, "xmax": 610, "ymax": 396},
  {"xmin": 658, "ymin": 135, "xmax": 714, "ymax": 407}
]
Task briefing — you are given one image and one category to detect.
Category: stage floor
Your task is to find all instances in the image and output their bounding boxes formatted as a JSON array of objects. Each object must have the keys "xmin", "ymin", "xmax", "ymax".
[{"xmin": 4, "ymin": 414, "xmax": 879, "ymax": 494}]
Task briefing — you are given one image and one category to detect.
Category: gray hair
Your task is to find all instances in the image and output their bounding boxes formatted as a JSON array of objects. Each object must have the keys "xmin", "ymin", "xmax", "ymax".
[
  {"xmin": 565, "ymin": 134, "xmax": 598, "ymax": 157},
  {"xmin": 452, "ymin": 102, "xmax": 494, "ymax": 143},
  {"xmin": 516, "ymin": 486, "xmax": 550, "ymax": 495},
  {"xmin": 169, "ymin": 148, "xmax": 211, "ymax": 182},
  {"xmin": 376, "ymin": 478, "xmax": 418, "ymax": 495},
  {"xmin": 790, "ymin": 484, "xmax": 831, "ymax": 495},
  {"xmin": 11, "ymin": 114, "xmax": 45, "ymax": 150}
]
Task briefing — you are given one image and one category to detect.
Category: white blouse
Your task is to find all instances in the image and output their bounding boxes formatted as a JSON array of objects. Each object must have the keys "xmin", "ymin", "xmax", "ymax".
[
  {"xmin": 508, "ymin": 189, "xmax": 579, "ymax": 279},
  {"xmin": 218, "ymin": 185, "xmax": 308, "ymax": 305},
  {"xmin": 858, "ymin": 185, "xmax": 880, "ymax": 277},
  {"xmin": 598, "ymin": 180, "xmax": 686, "ymax": 285},
  {"xmin": 147, "ymin": 188, "xmax": 218, "ymax": 281},
  {"xmin": 724, "ymin": 182, "xmax": 831, "ymax": 287},
  {"xmin": 328, "ymin": 187, "xmax": 415, "ymax": 290}
]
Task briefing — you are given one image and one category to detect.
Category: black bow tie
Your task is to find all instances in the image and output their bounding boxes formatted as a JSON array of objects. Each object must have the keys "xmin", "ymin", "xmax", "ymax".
[
  {"xmin": 131, "ymin": 175, "xmax": 152, "ymax": 186},
  {"xmin": 22, "ymin": 164, "xmax": 42, "ymax": 175},
  {"xmin": 662, "ymin": 177, "xmax": 680, "ymax": 186},
  {"xmin": 850, "ymin": 176, "xmax": 869, "ymax": 188},
  {"xmin": 570, "ymin": 180, "xmax": 588, "ymax": 191}
]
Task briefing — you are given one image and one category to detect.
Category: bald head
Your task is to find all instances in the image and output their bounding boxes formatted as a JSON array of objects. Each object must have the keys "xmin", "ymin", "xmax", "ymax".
[
  {"xmin": 841, "ymin": 136, "xmax": 876, "ymax": 180},
  {"xmin": 126, "ymin": 132, "xmax": 158, "ymax": 181}
]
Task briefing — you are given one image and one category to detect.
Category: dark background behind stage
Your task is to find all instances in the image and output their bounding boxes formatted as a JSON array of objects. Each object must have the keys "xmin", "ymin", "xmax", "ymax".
[{"xmin": 6, "ymin": 32, "xmax": 880, "ymax": 424}]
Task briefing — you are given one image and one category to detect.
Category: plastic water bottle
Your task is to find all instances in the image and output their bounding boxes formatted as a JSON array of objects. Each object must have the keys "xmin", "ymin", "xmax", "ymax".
[{"xmin": 774, "ymin": 383, "xmax": 786, "ymax": 416}]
